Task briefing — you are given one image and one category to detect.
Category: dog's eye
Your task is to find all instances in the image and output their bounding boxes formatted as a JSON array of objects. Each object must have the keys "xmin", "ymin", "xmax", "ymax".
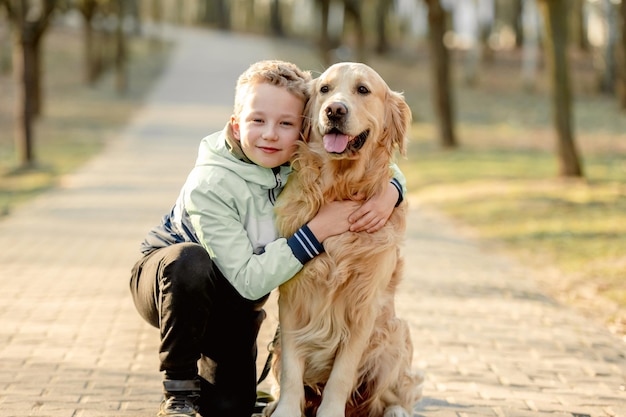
[
  {"xmin": 357, "ymin": 85, "xmax": 370, "ymax": 95},
  {"xmin": 320, "ymin": 85, "xmax": 330, "ymax": 94}
]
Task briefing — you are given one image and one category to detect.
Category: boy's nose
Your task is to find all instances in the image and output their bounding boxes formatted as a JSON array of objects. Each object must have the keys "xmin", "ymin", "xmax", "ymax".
[{"xmin": 262, "ymin": 125, "xmax": 278, "ymax": 140}]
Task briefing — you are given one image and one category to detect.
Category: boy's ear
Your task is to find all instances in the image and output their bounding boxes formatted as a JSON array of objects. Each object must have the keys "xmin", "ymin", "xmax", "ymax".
[{"xmin": 231, "ymin": 115, "xmax": 241, "ymax": 141}]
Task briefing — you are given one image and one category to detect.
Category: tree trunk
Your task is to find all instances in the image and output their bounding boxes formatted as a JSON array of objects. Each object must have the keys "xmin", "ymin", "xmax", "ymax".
[
  {"xmin": 375, "ymin": 0, "xmax": 390, "ymax": 54},
  {"xmin": 114, "ymin": 0, "xmax": 127, "ymax": 94},
  {"xmin": 513, "ymin": 0, "xmax": 524, "ymax": 48},
  {"xmin": 317, "ymin": 0, "xmax": 332, "ymax": 65},
  {"xmin": 538, "ymin": 0, "xmax": 583, "ymax": 177},
  {"xmin": 570, "ymin": 0, "xmax": 589, "ymax": 51},
  {"xmin": 344, "ymin": 0, "xmax": 365, "ymax": 63},
  {"xmin": 425, "ymin": 0, "xmax": 457, "ymax": 149},
  {"xmin": 199, "ymin": 0, "xmax": 229, "ymax": 29},
  {"xmin": 31, "ymin": 23, "xmax": 42, "ymax": 117},
  {"xmin": 0, "ymin": 18, "xmax": 11, "ymax": 75},
  {"xmin": 216, "ymin": 0, "xmax": 230, "ymax": 30},
  {"xmin": 83, "ymin": 16, "xmax": 96, "ymax": 83},
  {"xmin": 13, "ymin": 30, "xmax": 36, "ymax": 166},
  {"xmin": 619, "ymin": 0, "xmax": 626, "ymax": 110},
  {"xmin": 5, "ymin": 0, "xmax": 57, "ymax": 168},
  {"xmin": 79, "ymin": 0, "xmax": 99, "ymax": 84},
  {"xmin": 31, "ymin": 1, "xmax": 55, "ymax": 118},
  {"xmin": 270, "ymin": 0, "xmax": 284, "ymax": 37},
  {"xmin": 240, "ymin": 0, "xmax": 255, "ymax": 31}
]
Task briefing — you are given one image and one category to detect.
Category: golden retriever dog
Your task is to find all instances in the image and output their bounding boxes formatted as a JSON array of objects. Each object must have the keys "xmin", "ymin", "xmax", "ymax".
[{"xmin": 266, "ymin": 62, "xmax": 423, "ymax": 417}]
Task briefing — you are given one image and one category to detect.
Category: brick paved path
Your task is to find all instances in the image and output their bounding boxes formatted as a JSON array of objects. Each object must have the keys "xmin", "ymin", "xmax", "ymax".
[{"xmin": 0, "ymin": 27, "xmax": 624, "ymax": 417}]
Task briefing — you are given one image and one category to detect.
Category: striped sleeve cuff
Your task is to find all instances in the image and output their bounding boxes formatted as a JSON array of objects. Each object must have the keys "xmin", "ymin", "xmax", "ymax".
[
  {"xmin": 286, "ymin": 224, "xmax": 324, "ymax": 264},
  {"xmin": 391, "ymin": 178, "xmax": 404, "ymax": 207}
]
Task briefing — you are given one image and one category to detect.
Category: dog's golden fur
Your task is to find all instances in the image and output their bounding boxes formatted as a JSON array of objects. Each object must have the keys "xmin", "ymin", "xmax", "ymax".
[{"xmin": 268, "ymin": 62, "xmax": 422, "ymax": 417}]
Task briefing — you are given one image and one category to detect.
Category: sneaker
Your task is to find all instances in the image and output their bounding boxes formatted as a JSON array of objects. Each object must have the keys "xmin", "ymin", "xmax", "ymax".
[
  {"xmin": 157, "ymin": 379, "xmax": 200, "ymax": 417},
  {"xmin": 157, "ymin": 395, "xmax": 198, "ymax": 417}
]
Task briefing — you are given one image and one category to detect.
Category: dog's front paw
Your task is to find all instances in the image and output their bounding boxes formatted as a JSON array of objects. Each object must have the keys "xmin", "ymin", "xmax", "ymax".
[
  {"xmin": 383, "ymin": 405, "xmax": 411, "ymax": 417},
  {"xmin": 268, "ymin": 400, "xmax": 301, "ymax": 417},
  {"xmin": 261, "ymin": 400, "xmax": 277, "ymax": 417},
  {"xmin": 315, "ymin": 403, "xmax": 345, "ymax": 417}
]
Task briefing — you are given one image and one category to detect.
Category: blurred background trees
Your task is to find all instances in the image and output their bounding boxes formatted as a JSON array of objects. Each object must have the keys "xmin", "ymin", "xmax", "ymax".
[
  {"xmin": 1, "ymin": 0, "xmax": 625, "ymax": 176},
  {"xmin": 2, "ymin": 0, "xmax": 57, "ymax": 166}
]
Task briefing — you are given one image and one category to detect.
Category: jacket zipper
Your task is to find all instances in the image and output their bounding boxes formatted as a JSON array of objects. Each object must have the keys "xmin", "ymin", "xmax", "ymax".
[{"xmin": 269, "ymin": 168, "xmax": 282, "ymax": 205}]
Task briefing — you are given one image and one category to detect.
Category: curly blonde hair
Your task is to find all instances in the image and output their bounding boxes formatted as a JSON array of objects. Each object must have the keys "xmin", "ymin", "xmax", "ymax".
[{"xmin": 233, "ymin": 60, "xmax": 312, "ymax": 117}]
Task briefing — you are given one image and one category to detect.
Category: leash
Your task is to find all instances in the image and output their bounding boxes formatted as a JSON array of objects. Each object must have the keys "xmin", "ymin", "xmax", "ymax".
[{"xmin": 257, "ymin": 325, "xmax": 280, "ymax": 385}]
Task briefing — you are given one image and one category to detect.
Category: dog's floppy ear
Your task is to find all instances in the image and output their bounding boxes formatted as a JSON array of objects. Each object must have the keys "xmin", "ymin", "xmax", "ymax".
[
  {"xmin": 383, "ymin": 90, "xmax": 411, "ymax": 157},
  {"xmin": 301, "ymin": 78, "xmax": 319, "ymax": 143}
]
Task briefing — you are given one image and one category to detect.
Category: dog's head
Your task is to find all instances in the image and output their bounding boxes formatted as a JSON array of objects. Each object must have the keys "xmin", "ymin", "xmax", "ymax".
[{"xmin": 303, "ymin": 62, "xmax": 410, "ymax": 161}]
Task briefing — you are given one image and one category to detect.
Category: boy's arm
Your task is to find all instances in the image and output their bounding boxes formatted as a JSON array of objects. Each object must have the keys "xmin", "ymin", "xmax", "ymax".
[
  {"xmin": 186, "ymin": 176, "xmax": 358, "ymax": 301},
  {"xmin": 389, "ymin": 162, "xmax": 407, "ymax": 203},
  {"xmin": 187, "ymin": 185, "xmax": 302, "ymax": 301}
]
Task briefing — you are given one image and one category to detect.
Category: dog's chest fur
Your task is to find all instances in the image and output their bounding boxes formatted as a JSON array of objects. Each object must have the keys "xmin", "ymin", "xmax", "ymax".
[{"xmin": 275, "ymin": 143, "xmax": 406, "ymax": 374}]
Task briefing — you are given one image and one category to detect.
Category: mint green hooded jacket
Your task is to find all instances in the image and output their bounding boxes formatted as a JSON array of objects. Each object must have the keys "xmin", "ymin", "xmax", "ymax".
[{"xmin": 141, "ymin": 123, "xmax": 405, "ymax": 301}]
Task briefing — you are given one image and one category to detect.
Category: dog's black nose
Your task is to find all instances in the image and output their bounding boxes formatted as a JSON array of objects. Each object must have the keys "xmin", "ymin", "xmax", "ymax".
[{"xmin": 325, "ymin": 102, "xmax": 348, "ymax": 121}]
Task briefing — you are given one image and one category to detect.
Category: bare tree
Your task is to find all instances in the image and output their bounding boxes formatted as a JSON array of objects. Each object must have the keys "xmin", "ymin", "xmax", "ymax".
[
  {"xmin": 200, "ymin": 0, "xmax": 229, "ymax": 30},
  {"xmin": 3, "ymin": 0, "xmax": 57, "ymax": 168},
  {"xmin": 618, "ymin": 0, "xmax": 626, "ymax": 110},
  {"xmin": 77, "ymin": 0, "xmax": 124, "ymax": 88},
  {"xmin": 538, "ymin": 0, "xmax": 583, "ymax": 177},
  {"xmin": 375, "ymin": 0, "xmax": 392, "ymax": 54},
  {"xmin": 570, "ymin": 0, "xmax": 589, "ymax": 51},
  {"xmin": 424, "ymin": 0, "xmax": 457, "ymax": 148},
  {"xmin": 0, "ymin": 5, "xmax": 10, "ymax": 74},
  {"xmin": 76, "ymin": 0, "xmax": 100, "ymax": 84},
  {"xmin": 113, "ymin": 0, "xmax": 127, "ymax": 94},
  {"xmin": 316, "ymin": 0, "xmax": 332, "ymax": 64},
  {"xmin": 269, "ymin": 0, "xmax": 284, "ymax": 37},
  {"xmin": 343, "ymin": 0, "xmax": 365, "ymax": 62},
  {"xmin": 512, "ymin": 0, "xmax": 524, "ymax": 48},
  {"xmin": 315, "ymin": 0, "xmax": 365, "ymax": 65}
]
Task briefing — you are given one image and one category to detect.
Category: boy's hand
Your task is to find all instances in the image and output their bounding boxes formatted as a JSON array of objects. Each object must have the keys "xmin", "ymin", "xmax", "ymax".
[
  {"xmin": 308, "ymin": 200, "xmax": 362, "ymax": 243},
  {"xmin": 348, "ymin": 183, "xmax": 399, "ymax": 233}
]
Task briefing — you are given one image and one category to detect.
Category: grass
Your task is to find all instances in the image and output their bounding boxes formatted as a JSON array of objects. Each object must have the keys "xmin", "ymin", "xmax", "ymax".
[
  {"xmin": 405, "ymin": 160, "xmax": 626, "ymax": 337},
  {"xmin": 401, "ymin": 132, "xmax": 625, "ymax": 312},
  {"xmin": 0, "ymin": 25, "xmax": 172, "ymax": 215}
]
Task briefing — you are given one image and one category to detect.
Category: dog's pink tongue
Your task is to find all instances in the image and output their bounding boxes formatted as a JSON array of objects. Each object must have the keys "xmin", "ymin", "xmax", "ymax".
[{"xmin": 323, "ymin": 133, "xmax": 350, "ymax": 153}]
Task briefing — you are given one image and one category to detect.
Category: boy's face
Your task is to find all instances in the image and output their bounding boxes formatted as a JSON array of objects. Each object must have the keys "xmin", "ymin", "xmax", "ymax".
[{"xmin": 231, "ymin": 82, "xmax": 304, "ymax": 168}]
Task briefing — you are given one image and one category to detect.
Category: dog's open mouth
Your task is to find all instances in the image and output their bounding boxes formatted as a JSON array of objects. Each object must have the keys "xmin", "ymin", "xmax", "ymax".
[{"xmin": 322, "ymin": 128, "xmax": 369, "ymax": 154}]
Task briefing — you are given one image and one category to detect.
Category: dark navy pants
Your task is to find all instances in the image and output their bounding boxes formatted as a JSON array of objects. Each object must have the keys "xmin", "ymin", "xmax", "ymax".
[{"xmin": 129, "ymin": 243, "xmax": 267, "ymax": 417}]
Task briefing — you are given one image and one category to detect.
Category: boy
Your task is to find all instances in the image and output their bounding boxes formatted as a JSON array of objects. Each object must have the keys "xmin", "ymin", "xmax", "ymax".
[{"xmin": 129, "ymin": 60, "xmax": 405, "ymax": 417}]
